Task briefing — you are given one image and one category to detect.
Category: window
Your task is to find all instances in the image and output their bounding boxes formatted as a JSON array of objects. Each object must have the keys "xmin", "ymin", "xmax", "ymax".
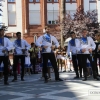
[
  {"xmin": 29, "ymin": 0, "xmax": 40, "ymax": 3},
  {"xmin": 47, "ymin": 10, "xmax": 59, "ymax": 24},
  {"xmin": 54, "ymin": 0, "xmax": 58, "ymax": 2},
  {"xmin": 34, "ymin": 35, "xmax": 37, "ymax": 43},
  {"xmin": 8, "ymin": 11, "xmax": 16, "ymax": 25},
  {"xmin": 29, "ymin": 10, "xmax": 40, "ymax": 25},
  {"xmin": 8, "ymin": 0, "xmax": 15, "ymax": 2},
  {"xmin": 36, "ymin": 0, "xmax": 40, "ymax": 2},
  {"xmin": 29, "ymin": 0, "xmax": 33, "ymax": 2},
  {"xmin": 66, "ymin": 0, "xmax": 70, "ymax": 2},
  {"xmin": 66, "ymin": 10, "xmax": 76, "ymax": 19},
  {"xmin": 47, "ymin": 0, "xmax": 52, "ymax": 2},
  {"xmin": 66, "ymin": 0, "xmax": 76, "ymax": 2}
]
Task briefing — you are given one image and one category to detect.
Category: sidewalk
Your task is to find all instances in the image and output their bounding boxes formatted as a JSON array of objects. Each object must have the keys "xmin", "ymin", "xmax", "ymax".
[{"xmin": 0, "ymin": 72, "xmax": 100, "ymax": 100}]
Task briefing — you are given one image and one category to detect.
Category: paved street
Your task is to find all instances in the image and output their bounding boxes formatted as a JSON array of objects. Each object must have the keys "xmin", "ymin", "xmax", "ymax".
[{"xmin": 0, "ymin": 72, "xmax": 100, "ymax": 100}]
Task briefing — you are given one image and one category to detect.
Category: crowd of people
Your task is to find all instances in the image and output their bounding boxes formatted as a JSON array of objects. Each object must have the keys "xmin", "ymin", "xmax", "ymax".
[{"xmin": 0, "ymin": 25, "xmax": 100, "ymax": 85}]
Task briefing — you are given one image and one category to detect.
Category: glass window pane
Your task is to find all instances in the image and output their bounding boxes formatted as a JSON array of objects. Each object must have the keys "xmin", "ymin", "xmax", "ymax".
[
  {"xmin": 8, "ymin": 0, "xmax": 15, "ymax": 2},
  {"xmin": 29, "ymin": 0, "xmax": 33, "ymax": 2},
  {"xmin": 36, "ymin": 0, "xmax": 40, "ymax": 2},
  {"xmin": 8, "ymin": 11, "xmax": 16, "ymax": 25},
  {"xmin": 54, "ymin": 0, "xmax": 58, "ymax": 2},
  {"xmin": 66, "ymin": 0, "xmax": 70, "ymax": 2}
]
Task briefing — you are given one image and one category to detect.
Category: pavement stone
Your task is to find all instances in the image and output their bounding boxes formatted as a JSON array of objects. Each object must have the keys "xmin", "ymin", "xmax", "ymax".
[{"xmin": 0, "ymin": 72, "xmax": 100, "ymax": 100}]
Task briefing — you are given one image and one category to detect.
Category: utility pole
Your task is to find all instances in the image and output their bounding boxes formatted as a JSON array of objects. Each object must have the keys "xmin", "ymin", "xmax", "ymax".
[{"xmin": 59, "ymin": 0, "xmax": 66, "ymax": 48}]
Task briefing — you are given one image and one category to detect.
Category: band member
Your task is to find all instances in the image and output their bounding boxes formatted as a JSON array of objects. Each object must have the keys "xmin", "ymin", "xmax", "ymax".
[
  {"xmin": 0, "ymin": 27, "xmax": 13, "ymax": 85},
  {"xmin": 67, "ymin": 32, "xmax": 81, "ymax": 78},
  {"xmin": 93, "ymin": 31, "xmax": 100, "ymax": 76},
  {"xmin": 79, "ymin": 29, "xmax": 99, "ymax": 81},
  {"xmin": 12, "ymin": 32, "xmax": 30, "ymax": 82},
  {"xmin": 35, "ymin": 26, "xmax": 63, "ymax": 83}
]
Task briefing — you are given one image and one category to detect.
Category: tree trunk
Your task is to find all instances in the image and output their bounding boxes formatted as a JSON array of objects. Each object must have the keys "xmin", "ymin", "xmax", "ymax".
[{"xmin": 60, "ymin": 0, "xmax": 66, "ymax": 48}]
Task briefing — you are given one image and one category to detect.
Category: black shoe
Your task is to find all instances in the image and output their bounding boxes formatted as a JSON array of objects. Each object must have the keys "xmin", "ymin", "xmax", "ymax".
[
  {"xmin": 12, "ymin": 79, "xmax": 17, "ymax": 82},
  {"xmin": 93, "ymin": 77, "xmax": 99, "ymax": 80},
  {"xmin": 80, "ymin": 74, "xmax": 82, "ymax": 78},
  {"xmin": 98, "ymin": 75, "xmax": 100, "ymax": 77},
  {"xmin": 44, "ymin": 79, "xmax": 48, "ymax": 83},
  {"xmin": 74, "ymin": 76, "xmax": 79, "ymax": 79},
  {"xmin": 4, "ymin": 82, "xmax": 9, "ymax": 85},
  {"xmin": 21, "ymin": 79, "xmax": 25, "ymax": 81},
  {"xmin": 56, "ymin": 78, "xmax": 63, "ymax": 82},
  {"xmin": 63, "ymin": 70, "xmax": 66, "ymax": 72},
  {"xmin": 82, "ymin": 78, "xmax": 87, "ymax": 81}
]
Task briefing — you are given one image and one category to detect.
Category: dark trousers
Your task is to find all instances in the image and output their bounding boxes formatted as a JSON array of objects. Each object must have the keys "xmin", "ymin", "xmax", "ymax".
[
  {"xmin": 42, "ymin": 53, "xmax": 59, "ymax": 80},
  {"xmin": 93, "ymin": 54, "xmax": 100, "ymax": 75},
  {"xmin": 30, "ymin": 58, "xmax": 36, "ymax": 73},
  {"xmin": 13, "ymin": 55, "xmax": 25, "ymax": 79},
  {"xmin": 77, "ymin": 54, "xmax": 83, "ymax": 76},
  {"xmin": 81, "ymin": 54, "xmax": 96, "ymax": 77},
  {"xmin": 0, "ymin": 56, "xmax": 9, "ymax": 83},
  {"xmin": 72, "ymin": 55, "xmax": 79, "ymax": 76}
]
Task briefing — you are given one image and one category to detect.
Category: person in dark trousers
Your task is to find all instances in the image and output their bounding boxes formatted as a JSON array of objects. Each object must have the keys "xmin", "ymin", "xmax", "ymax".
[
  {"xmin": 29, "ymin": 43, "xmax": 39, "ymax": 74},
  {"xmin": 93, "ymin": 31, "xmax": 100, "ymax": 76},
  {"xmin": 67, "ymin": 32, "xmax": 82, "ymax": 78},
  {"xmin": 36, "ymin": 26, "xmax": 63, "ymax": 83},
  {"xmin": 0, "ymin": 27, "xmax": 13, "ymax": 85},
  {"xmin": 12, "ymin": 32, "xmax": 30, "ymax": 82},
  {"xmin": 79, "ymin": 29, "xmax": 99, "ymax": 81}
]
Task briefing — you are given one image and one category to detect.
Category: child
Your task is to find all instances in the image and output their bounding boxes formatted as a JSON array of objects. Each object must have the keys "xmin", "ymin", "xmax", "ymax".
[{"xmin": 25, "ymin": 52, "xmax": 31, "ymax": 75}]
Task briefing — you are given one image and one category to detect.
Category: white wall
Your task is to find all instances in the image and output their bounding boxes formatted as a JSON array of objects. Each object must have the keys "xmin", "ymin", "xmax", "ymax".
[
  {"xmin": 2, "ymin": 0, "xmax": 22, "ymax": 33},
  {"xmin": 0, "ymin": 1, "xmax": 3, "ymax": 24},
  {"xmin": 2, "ymin": 0, "xmax": 8, "ymax": 26}
]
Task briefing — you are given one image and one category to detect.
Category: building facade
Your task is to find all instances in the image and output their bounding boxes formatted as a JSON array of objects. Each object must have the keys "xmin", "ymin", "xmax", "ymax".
[{"xmin": 1, "ymin": 0, "xmax": 98, "ymax": 44}]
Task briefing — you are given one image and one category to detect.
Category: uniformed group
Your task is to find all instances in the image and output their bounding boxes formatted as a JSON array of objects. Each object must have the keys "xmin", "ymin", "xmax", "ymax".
[
  {"xmin": 0, "ymin": 28, "xmax": 31, "ymax": 85},
  {"xmin": 67, "ymin": 29, "xmax": 100, "ymax": 81},
  {"xmin": 0, "ymin": 25, "xmax": 100, "ymax": 85}
]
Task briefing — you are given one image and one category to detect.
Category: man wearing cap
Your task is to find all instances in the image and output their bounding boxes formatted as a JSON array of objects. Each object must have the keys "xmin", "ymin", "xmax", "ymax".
[
  {"xmin": 35, "ymin": 26, "xmax": 63, "ymax": 83},
  {"xmin": 0, "ymin": 27, "xmax": 13, "ymax": 85},
  {"xmin": 12, "ymin": 32, "xmax": 30, "ymax": 82},
  {"xmin": 67, "ymin": 31, "xmax": 82, "ymax": 79}
]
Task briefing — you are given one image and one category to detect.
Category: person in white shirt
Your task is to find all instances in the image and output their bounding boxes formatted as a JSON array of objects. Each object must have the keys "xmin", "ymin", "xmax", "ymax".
[
  {"xmin": 79, "ymin": 29, "xmax": 99, "ymax": 81},
  {"xmin": 0, "ymin": 27, "xmax": 13, "ymax": 85},
  {"xmin": 35, "ymin": 26, "xmax": 63, "ymax": 83},
  {"xmin": 12, "ymin": 32, "xmax": 31, "ymax": 82},
  {"xmin": 67, "ymin": 32, "xmax": 82, "ymax": 79}
]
